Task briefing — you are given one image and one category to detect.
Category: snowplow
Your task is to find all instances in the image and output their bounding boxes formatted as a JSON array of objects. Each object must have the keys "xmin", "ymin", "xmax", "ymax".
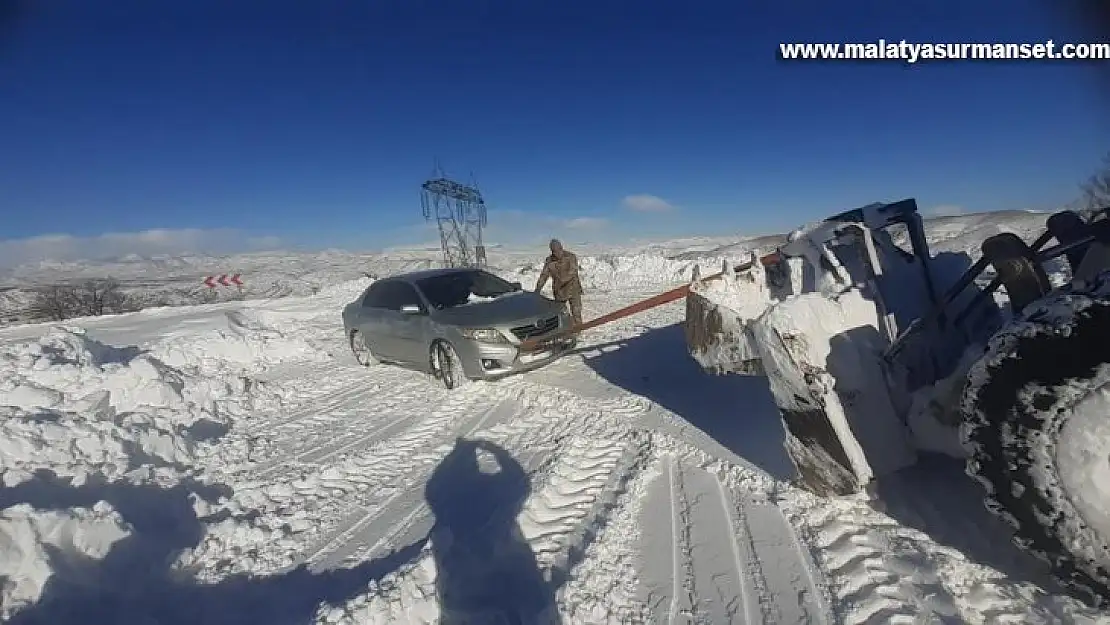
[{"xmin": 684, "ymin": 198, "xmax": 1110, "ymax": 606}]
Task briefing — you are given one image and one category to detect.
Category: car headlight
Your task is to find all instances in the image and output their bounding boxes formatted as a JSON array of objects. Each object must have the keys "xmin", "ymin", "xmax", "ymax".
[{"xmin": 459, "ymin": 328, "xmax": 508, "ymax": 343}]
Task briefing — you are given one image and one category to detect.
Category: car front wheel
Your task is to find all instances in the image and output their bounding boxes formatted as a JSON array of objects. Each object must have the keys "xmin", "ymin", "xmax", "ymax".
[
  {"xmin": 431, "ymin": 341, "xmax": 470, "ymax": 390},
  {"xmin": 350, "ymin": 330, "xmax": 378, "ymax": 367}
]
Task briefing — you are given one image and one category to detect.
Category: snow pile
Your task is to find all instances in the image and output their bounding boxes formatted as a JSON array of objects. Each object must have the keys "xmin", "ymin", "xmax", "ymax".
[
  {"xmin": 925, "ymin": 210, "xmax": 1051, "ymax": 257},
  {"xmin": 309, "ymin": 276, "xmax": 374, "ymax": 302},
  {"xmin": 0, "ymin": 502, "xmax": 131, "ymax": 619},
  {"xmin": 244, "ymin": 278, "xmax": 376, "ymax": 353},
  {"xmin": 0, "ymin": 327, "xmax": 300, "ymax": 620},
  {"xmin": 511, "ymin": 253, "xmax": 733, "ymax": 293},
  {"xmin": 0, "ymin": 328, "xmax": 275, "ymax": 482},
  {"xmin": 667, "ymin": 233, "xmax": 785, "ymax": 261},
  {"xmin": 150, "ymin": 310, "xmax": 330, "ymax": 374}
]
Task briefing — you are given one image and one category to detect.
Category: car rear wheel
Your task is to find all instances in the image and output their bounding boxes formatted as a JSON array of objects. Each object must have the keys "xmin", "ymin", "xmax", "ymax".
[
  {"xmin": 431, "ymin": 341, "xmax": 469, "ymax": 390},
  {"xmin": 350, "ymin": 330, "xmax": 378, "ymax": 367}
]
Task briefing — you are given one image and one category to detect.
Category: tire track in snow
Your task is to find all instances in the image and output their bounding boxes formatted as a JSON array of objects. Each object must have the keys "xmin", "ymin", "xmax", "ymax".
[
  {"xmin": 639, "ymin": 449, "xmax": 830, "ymax": 625},
  {"xmin": 258, "ymin": 369, "xmax": 421, "ymax": 434},
  {"xmin": 328, "ymin": 443, "xmax": 562, "ymax": 572},
  {"xmin": 294, "ymin": 384, "xmax": 513, "ymax": 570},
  {"xmin": 341, "ymin": 429, "xmax": 652, "ymax": 624},
  {"xmin": 791, "ymin": 489, "xmax": 1107, "ymax": 625},
  {"xmin": 676, "ymin": 457, "xmax": 759, "ymax": 624},
  {"xmin": 222, "ymin": 383, "xmax": 496, "ymax": 573},
  {"xmin": 305, "ymin": 394, "xmax": 532, "ymax": 572},
  {"xmin": 726, "ymin": 483, "xmax": 827, "ymax": 625},
  {"xmin": 251, "ymin": 362, "xmax": 376, "ymax": 421},
  {"xmin": 212, "ymin": 362, "xmax": 386, "ymax": 467},
  {"xmin": 248, "ymin": 375, "xmax": 434, "ymax": 480},
  {"xmin": 249, "ymin": 360, "xmax": 419, "ymax": 433},
  {"xmin": 805, "ymin": 501, "xmax": 959, "ymax": 625},
  {"xmin": 501, "ymin": 372, "xmax": 652, "ymax": 409},
  {"xmin": 521, "ymin": 430, "xmax": 650, "ymax": 580},
  {"xmin": 650, "ymin": 454, "xmax": 694, "ymax": 622},
  {"xmin": 307, "ymin": 388, "xmax": 643, "ymax": 573},
  {"xmin": 496, "ymin": 374, "xmax": 653, "ymax": 421},
  {"xmin": 214, "ymin": 370, "xmax": 651, "ymax": 577},
  {"xmin": 557, "ymin": 442, "xmax": 660, "ymax": 625}
]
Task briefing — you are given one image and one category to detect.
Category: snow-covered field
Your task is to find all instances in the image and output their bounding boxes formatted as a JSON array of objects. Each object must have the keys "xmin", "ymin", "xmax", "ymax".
[
  {"xmin": 2, "ymin": 209, "xmax": 1107, "ymax": 624},
  {"xmin": 0, "ymin": 209, "xmax": 1049, "ymax": 327}
]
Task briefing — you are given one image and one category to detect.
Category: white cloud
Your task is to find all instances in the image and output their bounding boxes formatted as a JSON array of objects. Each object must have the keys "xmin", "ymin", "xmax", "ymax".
[
  {"xmin": 0, "ymin": 228, "xmax": 283, "ymax": 267},
  {"xmin": 621, "ymin": 194, "xmax": 676, "ymax": 213},
  {"xmin": 925, "ymin": 204, "xmax": 965, "ymax": 217},
  {"xmin": 563, "ymin": 217, "xmax": 609, "ymax": 229},
  {"xmin": 246, "ymin": 235, "xmax": 283, "ymax": 249}
]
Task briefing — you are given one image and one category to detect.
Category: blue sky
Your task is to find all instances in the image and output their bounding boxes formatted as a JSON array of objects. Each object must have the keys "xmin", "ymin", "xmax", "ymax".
[{"xmin": 0, "ymin": 0, "xmax": 1107, "ymax": 263}]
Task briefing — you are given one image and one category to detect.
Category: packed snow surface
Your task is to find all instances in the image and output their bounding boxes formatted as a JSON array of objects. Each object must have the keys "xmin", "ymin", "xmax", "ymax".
[{"xmin": 2, "ymin": 212, "xmax": 1107, "ymax": 624}]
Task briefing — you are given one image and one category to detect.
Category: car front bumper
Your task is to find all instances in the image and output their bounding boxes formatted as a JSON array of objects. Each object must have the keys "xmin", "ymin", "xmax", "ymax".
[{"xmin": 460, "ymin": 335, "xmax": 578, "ymax": 380}]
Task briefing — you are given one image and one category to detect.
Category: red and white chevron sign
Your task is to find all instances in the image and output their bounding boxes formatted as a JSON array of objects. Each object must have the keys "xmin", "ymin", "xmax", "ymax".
[{"xmin": 203, "ymin": 274, "xmax": 243, "ymax": 288}]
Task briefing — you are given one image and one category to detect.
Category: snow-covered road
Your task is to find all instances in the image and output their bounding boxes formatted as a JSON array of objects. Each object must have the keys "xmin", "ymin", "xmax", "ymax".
[{"xmin": 1, "ymin": 270, "xmax": 1107, "ymax": 624}]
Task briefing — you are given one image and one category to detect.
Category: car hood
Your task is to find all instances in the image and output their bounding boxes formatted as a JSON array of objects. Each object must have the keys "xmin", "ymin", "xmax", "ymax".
[{"xmin": 433, "ymin": 292, "xmax": 563, "ymax": 327}]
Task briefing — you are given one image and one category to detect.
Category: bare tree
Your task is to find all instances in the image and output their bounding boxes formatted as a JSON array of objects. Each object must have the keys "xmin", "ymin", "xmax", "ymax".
[
  {"xmin": 1080, "ymin": 152, "xmax": 1110, "ymax": 211},
  {"xmin": 71, "ymin": 278, "xmax": 130, "ymax": 316},
  {"xmin": 29, "ymin": 286, "xmax": 79, "ymax": 321},
  {"xmin": 27, "ymin": 278, "xmax": 133, "ymax": 321}
]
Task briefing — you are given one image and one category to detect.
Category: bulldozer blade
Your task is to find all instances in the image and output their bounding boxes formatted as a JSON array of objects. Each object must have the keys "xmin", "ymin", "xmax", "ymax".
[
  {"xmin": 685, "ymin": 291, "xmax": 765, "ymax": 375},
  {"xmin": 755, "ymin": 325, "xmax": 870, "ymax": 496},
  {"xmin": 684, "ymin": 252, "xmax": 782, "ymax": 376},
  {"xmin": 748, "ymin": 289, "xmax": 919, "ymax": 495}
]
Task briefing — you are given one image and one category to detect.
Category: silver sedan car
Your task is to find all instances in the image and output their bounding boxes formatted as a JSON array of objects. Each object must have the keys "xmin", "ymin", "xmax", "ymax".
[{"xmin": 341, "ymin": 267, "xmax": 577, "ymax": 388}]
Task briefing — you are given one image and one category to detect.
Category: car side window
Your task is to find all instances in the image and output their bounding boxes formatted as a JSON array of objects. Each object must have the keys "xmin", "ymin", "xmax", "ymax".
[
  {"xmin": 362, "ymin": 282, "xmax": 386, "ymax": 308},
  {"xmin": 390, "ymin": 282, "xmax": 424, "ymax": 312}
]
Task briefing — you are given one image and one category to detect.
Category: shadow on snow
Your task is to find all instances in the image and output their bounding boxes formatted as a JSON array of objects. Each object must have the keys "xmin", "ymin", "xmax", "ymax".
[
  {"xmin": 426, "ymin": 437, "xmax": 560, "ymax": 625},
  {"xmin": 0, "ymin": 470, "xmax": 425, "ymax": 625},
  {"xmin": 575, "ymin": 320, "xmax": 1072, "ymax": 604},
  {"xmin": 575, "ymin": 323, "xmax": 795, "ymax": 481},
  {"xmin": 3, "ymin": 436, "xmax": 561, "ymax": 624},
  {"xmin": 874, "ymin": 454, "xmax": 1073, "ymax": 599}
]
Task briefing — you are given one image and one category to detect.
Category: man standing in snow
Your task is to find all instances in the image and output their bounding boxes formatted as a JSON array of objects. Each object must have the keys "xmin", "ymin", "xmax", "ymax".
[{"xmin": 535, "ymin": 238, "xmax": 583, "ymax": 327}]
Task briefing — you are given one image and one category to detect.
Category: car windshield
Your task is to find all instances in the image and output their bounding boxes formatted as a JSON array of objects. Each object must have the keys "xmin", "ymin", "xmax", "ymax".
[{"xmin": 417, "ymin": 270, "xmax": 519, "ymax": 310}]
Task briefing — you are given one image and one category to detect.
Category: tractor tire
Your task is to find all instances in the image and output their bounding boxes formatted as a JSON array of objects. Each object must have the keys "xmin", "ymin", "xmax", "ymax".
[{"xmin": 961, "ymin": 273, "xmax": 1110, "ymax": 607}]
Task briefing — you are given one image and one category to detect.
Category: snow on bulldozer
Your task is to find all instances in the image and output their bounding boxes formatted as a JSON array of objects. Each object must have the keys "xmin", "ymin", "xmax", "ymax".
[{"xmin": 684, "ymin": 198, "xmax": 1110, "ymax": 606}]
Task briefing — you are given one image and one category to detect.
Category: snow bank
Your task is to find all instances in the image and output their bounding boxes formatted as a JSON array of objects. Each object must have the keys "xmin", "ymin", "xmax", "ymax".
[
  {"xmin": 150, "ymin": 310, "xmax": 330, "ymax": 373},
  {"xmin": 510, "ymin": 253, "xmax": 734, "ymax": 293},
  {"xmin": 0, "ymin": 327, "xmax": 294, "ymax": 619},
  {"xmin": 0, "ymin": 502, "xmax": 131, "ymax": 619},
  {"xmin": 310, "ymin": 276, "xmax": 374, "ymax": 302},
  {"xmin": 0, "ymin": 328, "xmax": 284, "ymax": 480}
]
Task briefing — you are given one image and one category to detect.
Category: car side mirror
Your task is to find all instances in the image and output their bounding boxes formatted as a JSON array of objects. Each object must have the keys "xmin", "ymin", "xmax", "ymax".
[
  {"xmin": 400, "ymin": 304, "xmax": 423, "ymax": 315},
  {"xmin": 511, "ymin": 281, "xmax": 522, "ymax": 291}
]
